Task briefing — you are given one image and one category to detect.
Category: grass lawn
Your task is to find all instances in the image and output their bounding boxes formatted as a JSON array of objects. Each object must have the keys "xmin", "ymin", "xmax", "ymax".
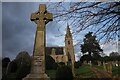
[
  {"xmin": 75, "ymin": 65, "xmax": 97, "ymax": 78},
  {"xmin": 92, "ymin": 65, "xmax": 104, "ymax": 70},
  {"xmin": 112, "ymin": 66, "xmax": 120, "ymax": 76},
  {"xmin": 46, "ymin": 65, "xmax": 107, "ymax": 78},
  {"xmin": 46, "ymin": 65, "xmax": 98, "ymax": 79}
]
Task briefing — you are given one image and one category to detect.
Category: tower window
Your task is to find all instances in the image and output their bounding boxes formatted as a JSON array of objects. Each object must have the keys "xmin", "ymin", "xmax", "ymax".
[
  {"xmin": 68, "ymin": 52, "xmax": 71, "ymax": 61},
  {"xmin": 68, "ymin": 41, "xmax": 70, "ymax": 44},
  {"xmin": 56, "ymin": 56, "xmax": 58, "ymax": 62},
  {"xmin": 62, "ymin": 56, "xmax": 64, "ymax": 61}
]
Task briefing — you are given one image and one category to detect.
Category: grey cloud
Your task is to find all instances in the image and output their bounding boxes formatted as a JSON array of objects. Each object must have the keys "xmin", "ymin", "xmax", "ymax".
[
  {"xmin": 2, "ymin": 2, "xmax": 80, "ymax": 60},
  {"xmin": 2, "ymin": 2, "xmax": 63, "ymax": 59},
  {"xmin": 2, "ymin": 3, "xmax": 40, "ymax": 59}
]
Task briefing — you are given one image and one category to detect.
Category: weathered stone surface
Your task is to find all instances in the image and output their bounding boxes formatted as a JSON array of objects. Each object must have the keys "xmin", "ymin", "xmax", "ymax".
[
  {"xmin": 23, "ymin": 73, "xmax": 50, "ymax": 80},
  {"xmin": 65, "ymin": 23, "xmax": 75, "ymax": 77},
  {"xmin": 23, "ymin": 4, "xmax": 53, "ymax": 80},
  {"xmin": 103, "ymin": 62, "xmax": 107, "ymax": 71},
  {"xmin": 107, "ymin": 62, "xmax": 112, "ymax": 74},
  {"xmin": 83, "ymin": 60, "xmax": 87, "ymax": 65},
  {"xmin": 88, "ymin": 61, "xmax": 92, "ymax": 66},
  {"xmin": 103, "ymin": 62, "xmax": 112, "ymax": 74},
  {"xmin": 48, "ymin": 47, "xmax": 68, "ymax": 65},
  {"xmin": 97, "ymin": 61, "xmax": 101, "ymax": 66}
]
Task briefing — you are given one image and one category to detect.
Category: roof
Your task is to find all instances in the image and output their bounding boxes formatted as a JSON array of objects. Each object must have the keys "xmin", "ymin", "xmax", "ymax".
[{"xmin": 46, "ymin": 47, "xmax": 65, "ymax": 55}]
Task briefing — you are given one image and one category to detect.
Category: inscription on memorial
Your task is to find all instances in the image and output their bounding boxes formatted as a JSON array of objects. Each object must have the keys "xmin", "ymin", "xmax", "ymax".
[{"xmin": 34, "ymin": 56, "xmax": 43, "ymax": 66}]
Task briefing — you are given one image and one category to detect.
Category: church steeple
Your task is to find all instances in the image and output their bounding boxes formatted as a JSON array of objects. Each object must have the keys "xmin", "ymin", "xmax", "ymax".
[
  {"xmin": 66, "ymin": 23, "xmax": 72, "ymax": 37},
  {"xmin": 65, "ymin": 23, "xmax": 75, "ymax": 77}
]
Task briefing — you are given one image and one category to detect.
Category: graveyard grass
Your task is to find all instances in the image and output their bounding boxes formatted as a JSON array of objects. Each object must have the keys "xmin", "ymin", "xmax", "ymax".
[
  {"xmin": 75, "ymin": 65, "xmax": 97, "ymax": 78},
  {"xmin": 46, "ymin": 65, "xmax": 98, "ymax": 79},
  {"xmin": 112, "ymin": 66, "xmax": 120, "ymax": 76},
  {"xmin": 46, "ymin": 65, "xmax": 120, "ymax": 79},
  {"xmin": 3, "ymin": 65, "xmax": 120, "ymax": 79}
]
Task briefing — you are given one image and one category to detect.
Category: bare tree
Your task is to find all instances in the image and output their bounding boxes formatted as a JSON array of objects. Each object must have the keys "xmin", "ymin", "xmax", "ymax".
[{"xmin": 48, "ymin": 2, "xmax": 120, "ymax": 44}]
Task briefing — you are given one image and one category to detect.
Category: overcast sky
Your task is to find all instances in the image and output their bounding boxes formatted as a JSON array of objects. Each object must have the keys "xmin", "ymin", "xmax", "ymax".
[
  {"xmin": 2, "ymin": 2, "xmax": 118, "ymax": 61},
  {"xmin": 2, "ymin": 2, "xmax": 71, "ymax": 60}
]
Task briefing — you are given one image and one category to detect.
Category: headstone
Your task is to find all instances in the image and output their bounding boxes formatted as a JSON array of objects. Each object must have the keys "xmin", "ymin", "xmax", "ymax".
[
  {"xmin": 23, "ymin": 4, "xmax": 53, "ymax": 80},
  {"xmin": 103, "ymin": 62, "xmax": 112, "ymax": 74},
  {"xmin": 107, "ymin": 62, "xmax": 112, "ymax": 74},
  {"xmin": 112, "ymin": 61, "xmax": 116, "ymax": 66},
  {"xmin": 103, "ymin": 62, "xmax": 107, "ymax": 71},
  {"xmin": 88, "ymin": 61, "xmax": 92, "ymax": 66},
  {"xmin": 51, "ymin": 48, "xmax": 56, "ymax": 55},
  {"xmin": 115, "ymin": 63, "xmax": 118, "ymax": 67},
  {"xmin": 6, "ymin": 61, "xmax": 18, "ymax": 74},
  {"xmin": 117, "ymin": 61, "xmax": 119, "ymax": 66},
  {"xmin": 83, "ymin": 60, "xmax": 87, "ymax": 65},
  {"xmin": 6, "ymin": 62, "xmax": 11, "ymax": 75},
  {"xmin": 97, "ymin": 61, "xmax": 101, "ymax": 66},
  {"xmin": 115, "ymin": 61, "xmax": 118, "ymax": 66}
]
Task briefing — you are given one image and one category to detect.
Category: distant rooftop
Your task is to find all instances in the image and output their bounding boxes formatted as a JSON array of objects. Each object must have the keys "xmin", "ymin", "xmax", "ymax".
[{"xmin": 46, "ymin": 47, "xmax": 65, "ymax": 55}]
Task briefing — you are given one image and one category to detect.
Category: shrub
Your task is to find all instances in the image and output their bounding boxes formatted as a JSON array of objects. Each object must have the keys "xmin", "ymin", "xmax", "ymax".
[
  {"xmin": 45, "ymin": 55, "xmax": 58, "ymax": 70},
  {"xmin": 56, "ymin": 65, "xmax": 73, "ymax": 80},
  {"xmin": 16, "ymin": 63, "xmax": 31, "ymax": 80},
  {"xmin": 74, "ymin": 61, "xmax": 81, "ymax": 68}
]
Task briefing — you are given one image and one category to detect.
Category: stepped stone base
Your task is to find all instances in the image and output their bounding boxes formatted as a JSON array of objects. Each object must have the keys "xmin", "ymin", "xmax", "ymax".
[{"xmin": 23, "ymin": 73, "xmax": 50, "ymax": 80}]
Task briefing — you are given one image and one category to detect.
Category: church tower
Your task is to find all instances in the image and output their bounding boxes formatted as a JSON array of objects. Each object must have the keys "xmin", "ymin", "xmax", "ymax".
[{"xmin": 65, "ymin": 23, "xmax": 75, "ymax": 76}]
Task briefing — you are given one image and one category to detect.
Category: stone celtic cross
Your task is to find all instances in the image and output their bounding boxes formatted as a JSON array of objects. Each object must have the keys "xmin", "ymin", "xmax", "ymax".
[
  {"xmin": 23, "ymin": 4, "xmax": 53, "ymax": 80},
  {"xmin": 31, "ymin": 4, "xmax": 53, "ymax": 30},
  {"xmin": 31, "ymin": 4, "xmax": 53, "ymax": 73}
]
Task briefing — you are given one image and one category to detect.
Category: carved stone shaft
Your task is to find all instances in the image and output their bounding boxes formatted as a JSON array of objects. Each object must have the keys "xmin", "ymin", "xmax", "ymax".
[{"xmin": 23, "ymin": 4, "xmax": 53, "ymax": 80}]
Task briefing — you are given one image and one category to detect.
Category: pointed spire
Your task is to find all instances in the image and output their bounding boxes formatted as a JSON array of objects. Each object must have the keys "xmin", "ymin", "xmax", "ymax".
[{"xmin": 66, "ymin": 23, "xmax": 71, "ymax": 37}]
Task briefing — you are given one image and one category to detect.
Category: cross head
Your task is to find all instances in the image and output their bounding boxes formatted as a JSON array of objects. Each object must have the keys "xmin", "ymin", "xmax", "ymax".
[{"xmin": 31, "ymin": 4, "xmax": 53, "ymax": 28}]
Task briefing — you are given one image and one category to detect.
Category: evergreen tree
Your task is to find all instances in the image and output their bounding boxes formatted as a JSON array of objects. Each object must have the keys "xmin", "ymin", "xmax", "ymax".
[
  {"xmin": 81, "ymin": 32, "xmax": 103, "ymax": 58},
  {"xmin": 109, "ymin": 52, "xmax": 120, "ymax": 61},
  {"xmin": 109, "ymin": 52, "xmax": 119, "ymax": 57}
]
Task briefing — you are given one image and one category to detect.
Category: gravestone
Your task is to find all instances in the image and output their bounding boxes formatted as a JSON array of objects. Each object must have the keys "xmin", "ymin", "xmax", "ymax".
[
  {"xmin": 107, "ymin": 62, "xmax": 112, "ymax": 74},
  {"xmin": 88, "ymin": 61, "xmax": 92, "ymax": 66},
  {"xmin": 23, "ymin": 4, "xmax": 53, "ymax": 80},
  {"xmin": 103, "ymin": 62, "xmax": 112, "ymax": 74},
  {"xmin": 97, "ymin": 61, "xmax": 101, "ymax": 66},
  {"xmin": 103, "ymin": 62, "xmax": 107, "ymax": 71},
  {"xmin": 51, "ymin": 48, "xmax": 56, "ymax": 55},
  {"xmin": 112, "ymin": 61, "xmax": 115, "ymax": 66},
  {"xmin": 114, "ymin": 61, "xmax": 119, "ymax": 67},
  {"xmin": 117, "ymin": 61, "xmax": 120, "ymax": 66},
  {"xmin": 83, "ymin": 60, "xmax": 87, "ymax": 65},
  {"xmin": 6, "ymin": 62, "xmax": 12, "ymax": 75},
  {"xmin": 115, "ymin": 61, "xmax": 118, "ymax": 66}
]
